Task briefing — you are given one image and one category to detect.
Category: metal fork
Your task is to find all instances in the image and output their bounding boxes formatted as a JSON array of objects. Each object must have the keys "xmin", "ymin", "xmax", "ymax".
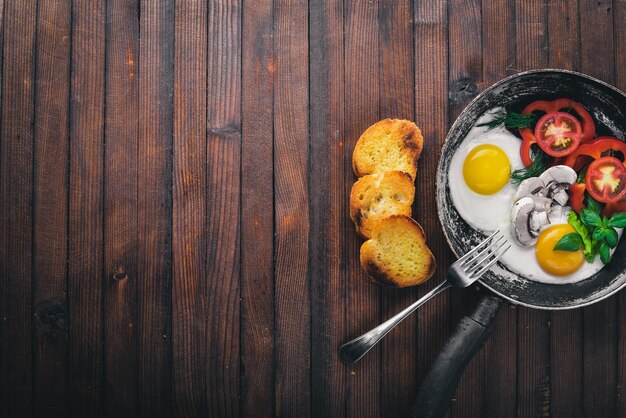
[{"xmin": 339, "ymin": 229, "xmax": 510, "ymax": 364}]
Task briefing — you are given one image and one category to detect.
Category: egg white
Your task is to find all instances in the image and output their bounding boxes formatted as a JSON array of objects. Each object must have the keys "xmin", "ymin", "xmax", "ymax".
[{"xmin": 449, "ymin": 108, "xmax": 525, "ymax": 233}]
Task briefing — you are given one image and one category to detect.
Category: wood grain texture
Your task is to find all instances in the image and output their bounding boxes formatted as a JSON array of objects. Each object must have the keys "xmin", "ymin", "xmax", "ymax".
[
  {"xmin": 103, "ymin": 0, "xmax": 140, "ymax": 415},
  {"xmin": 1, "ymin": 2, "xmax": 626, "ymax": 417},
  {"xmin": 68, "ymin": 0, "xmax": 106, "ymax": 416},
  {"xmin": 579, "ymin": 1, "xmax": 618, "ymax": 416},
  {"xmin": 480, "ymin": 1, "xmax": 517, "ymax": 416},
  {"xmin": 206, "ymin": 0, "xmax": 241, "ymax": 416},
  {"xmin": 137, "ymin": 0, "xmax": 174, "ymax": 416},
  {"xmin": 413, "ymin": 0, "xmax": 449, "ymax": 395},
  {"xmin": 308, "ymin": 0, "xmax": 347, "ymax": 416},
  {"xmin": 378, "ymin": 0, "xmax": 416, "ymax": 416},
  {"xmin": 32, "ymin": 0, "xmax": 70, "ymax": 416},
  {"xmin": 547, "ymin": 2, "xmax": 584, "ymax": 417},
  {"xmin": 240, "ymin": 0, "xmax": 275, "ymax": 415},
  {"xmin": 172, "ymin": 1, "xmax": 208, "ymax": 416},
  {"xmin": 515, "ymin": 2, "xmax": 551, "ymax": 417},
  {"xmin": 447, "ymin": 0, "xmax": 484, "ymax": 416},
  {"xmin": 273, "ymin": 0, "xmax": 310, "ymax": 416},
  {"xmin": 616, "ymin": 2, "xmax": 626, "ymax": 415},
  {"xmin": 0, "ymin": 2, "xmax": 36, "ymax": 417},
  {"xmin": 343, "ymin": 0, "xmax": 381, "ymax": 416}
]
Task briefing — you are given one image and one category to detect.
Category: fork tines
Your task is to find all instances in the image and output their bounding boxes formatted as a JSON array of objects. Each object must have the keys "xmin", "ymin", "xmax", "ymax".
[{"xmin": 458, "ymin": 230, "xmax": 511, "ymax": 279}]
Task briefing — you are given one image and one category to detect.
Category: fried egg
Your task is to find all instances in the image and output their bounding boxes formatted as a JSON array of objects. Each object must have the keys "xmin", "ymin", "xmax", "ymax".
[
  {"xmin": 449, "ymin": 108, "xmax": 525, "ymax": 233},
  {"xmin": 450, "ymin": 108, "xmax": 622, "ymax": 284},
  {"xmin": 493, "ymin": 211, "xmax": 620, "ymax": 284}
]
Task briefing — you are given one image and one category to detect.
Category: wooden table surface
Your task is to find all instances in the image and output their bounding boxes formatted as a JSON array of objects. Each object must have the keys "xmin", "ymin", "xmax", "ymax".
[{"xmin": 1, "ymin": 0, "xmax": 626, "ymax": 417}]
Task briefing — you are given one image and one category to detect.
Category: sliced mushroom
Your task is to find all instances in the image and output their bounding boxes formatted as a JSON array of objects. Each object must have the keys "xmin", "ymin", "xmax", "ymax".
[
  {"xmin": 553, "ymin": 188, "xmax": 570, "ymax": 206},
  {"xmin": 549, "ymin": 204, "xmax": 563, "ymax": 223},
  {"xmin": 539, "ymin": 165, "xmax": 577, "ymax": 186},
  {"xmin": 511, "ymin": 197, "xmax": 537, "ymax": 246},
  {"xmin": 530, "ymin": 195, "xmax": 552, "ymax": 212},
  {"xmin": 513, "ymin": 177, "xmax": 545, "ymax": 202},
  {"xmin": 529, "ymin": 211, "xmax": 549, "ymax": 235}
]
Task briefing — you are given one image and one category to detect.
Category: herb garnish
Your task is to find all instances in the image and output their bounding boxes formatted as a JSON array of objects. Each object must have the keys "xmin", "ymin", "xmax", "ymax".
[
  {"xmin": 554, "ymin": 194, "xmax": 626, "ymax": 264},
  {"xmin": 510, "ymin": 145, "xmax": 551, "ymax": 184},
  {"xmin": 477, "ymin": 109, "xmax": 536, "ymax": 130}
]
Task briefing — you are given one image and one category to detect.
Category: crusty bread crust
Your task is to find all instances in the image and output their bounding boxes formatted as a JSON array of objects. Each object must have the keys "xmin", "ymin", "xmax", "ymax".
[
  {"xmin": 352, "ymin": 119, "xmax": 423, "ymax": 180},
  {"xmin": 349, "ymin": 171, "xmax": 415, "ymax": 239},
  {"xmin": 360, "ymin": 215, "xmax": 436, "ymax": 287}
]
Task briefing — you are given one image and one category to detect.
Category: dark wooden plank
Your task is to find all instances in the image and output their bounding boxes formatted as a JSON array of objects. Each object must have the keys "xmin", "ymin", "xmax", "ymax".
[
  {"xmin": 0, "ymin": 1, "xmax": 36, "ymax": 417},
  {"xmin": 68, "ymin": 0, "xmax": 106, "ymax": 415},
  {"xmin": 515, "ymin": 2, "xmax": 551, "ymax": 417},
  {"xmin": 480, "ymin": 1, "xmax": 518, "ymax": 416},
  {"xmin": 579, "ymin": 1, "xmax": 618, "ymax": 416},
  {"xmin": 309, "ymin": 0, "xmax": 347, "ymax": 416},
  {"xmin": 137, "ymin": 0, "xmax": 174, "ymax": 416},
  {"xmin": 32, "ymin": 0, "xmax": 71, "ymax": 416},
  {"xmin": 378, "ymin": 0, "xmax": 416, "ymax": 416},
  {"xmin": 206, "ymin": 0, "xmax": 241, "ymax": 416},
  {"xmin": 447, "ymin": 0, "xmax": 483, "ymax": 415},
  {"xmin": 413, "ymin": 0, "xmax": 449, "ymax": 400},
  {"xmin": 272, "ymin": 0, "xmax": 310, "ymax": 416},
  {"xmin": 343, "ymin": 0, "xmax": 381, "ymax": 416},
  {"xmin": 615, "ymin": 2, "xmax": 626, "ymax": 415},
  {"xmin": 103, "ymin": 0, "xmax": 140, "ymax": 416},
  {"xmin": 240, "ymin": 0, "xmax": 274, "ymax": 415},
  {"xmin": 546, "ymin": 2, "xmax": 584, "ymax": 416},
  {"xmin": 172, "ymin": 0, "xmax": 208, "ymax": 415}
]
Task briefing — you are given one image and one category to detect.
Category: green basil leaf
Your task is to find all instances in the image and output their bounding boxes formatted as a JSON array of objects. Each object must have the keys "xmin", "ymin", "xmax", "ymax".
[
  {"xmin": 607, "ymin": 212, "xmax": 626, "ymax": 228},
  {"xmin": 585, "ymin": 193, "xmax": 602, "ymax": 214},
  {"xmin": 599, "ymin": 242, "xmax": 611, "ymax": 264},
  {"xmin": 592, "ymin": 227, "xmax": 607, "ymax": 242},
  {"xmin": 605, "ymin": 228, "xmax": 619, "ymax": 248},
  {"xmin": 581, "ymin": 208, "xmax": 602, "ymax": 227},
  {"xmin": 585, "ymin": 253, "xmax": 596, "ymax": 263},
  {"xmin": 553, "ymin": 233, "xmax": 584, "ymax": 252}
]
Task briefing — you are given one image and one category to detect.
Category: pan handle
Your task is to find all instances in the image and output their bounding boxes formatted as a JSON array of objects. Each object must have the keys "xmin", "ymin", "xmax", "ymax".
[{"xmin": 411, "ymin": 294, "xmax": 503, "ymax": 418}]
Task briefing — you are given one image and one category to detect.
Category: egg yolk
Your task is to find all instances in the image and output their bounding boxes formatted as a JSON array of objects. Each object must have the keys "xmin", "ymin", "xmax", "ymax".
[
  {"xmin": 462, "ymin": 144, "xmax": 511, "ymax": 194},
  {"xmin": 535, "ymin": 224, "xmax": 584, "ymax": 276}
]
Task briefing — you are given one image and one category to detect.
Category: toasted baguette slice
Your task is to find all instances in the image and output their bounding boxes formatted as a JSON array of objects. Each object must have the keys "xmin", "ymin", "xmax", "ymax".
[
  {"xmin": 352, "ymin": 119, "xmax": 423, "ymax": 180},
  {"xmin": 360, "ymin": 215, "xmax": 436, "ymax": 287},
  {"xmin": 350, "ymin": 171, "xmax": 415, "ymax": 239}
]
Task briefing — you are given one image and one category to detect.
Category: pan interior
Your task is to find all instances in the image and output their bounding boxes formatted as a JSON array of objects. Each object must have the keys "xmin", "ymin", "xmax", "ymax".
[{"xmin": 437, "ymin": 69, "xmax": 626, "ymax": 309}]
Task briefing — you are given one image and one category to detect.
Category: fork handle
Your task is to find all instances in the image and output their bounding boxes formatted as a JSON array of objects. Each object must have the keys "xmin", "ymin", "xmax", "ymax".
[
  {"xmin": 411, "ymin": 294, "xmax": 502, "ymax": 418},
  {"xmin": 339, "ymin": 280, "xmax": 451, "ymax": 364}
]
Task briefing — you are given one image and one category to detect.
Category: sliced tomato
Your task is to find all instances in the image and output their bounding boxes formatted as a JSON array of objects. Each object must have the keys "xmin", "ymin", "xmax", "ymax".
[
  {"xmin": 585, "ymin": 156, "xmax": 626, "ymax": 203},
  {"xmin": 518, "ymin": 98, "xmax": 595, "ymax": 166},
  {"xmin": 546, "ymin": 99, "xmax": 595, "ymax": 143},
  {"xmin": 534, "ymin": 112, "xmax": 582, "ymax": 157}
]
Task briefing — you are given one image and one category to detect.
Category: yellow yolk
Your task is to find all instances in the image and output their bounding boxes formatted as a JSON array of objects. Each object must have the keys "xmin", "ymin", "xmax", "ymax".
[
  {"xmin": 462, "ymin": 144, "xmax": 511, "ymax": 194},
  {"xmin": 535, "ymin": 224, "xmax": 584, "ymax": 276}
]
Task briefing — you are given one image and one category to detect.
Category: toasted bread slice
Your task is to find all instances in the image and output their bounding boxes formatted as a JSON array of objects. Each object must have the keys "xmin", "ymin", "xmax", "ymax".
[
  {"xmin": 352, "ymin": 119, "xmax": 423, "ymax": 180},
  {"xmin": 350, "ymin": 171, "xmax": 415, "ymax": 239},
  {"xmin": 360, "ymin": 215, "xmax": 436, "ymax": 287}
]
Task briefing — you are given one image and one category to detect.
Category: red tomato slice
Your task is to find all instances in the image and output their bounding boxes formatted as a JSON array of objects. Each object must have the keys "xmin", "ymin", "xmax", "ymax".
[
  {"xmin": 534, "ymin": 111, "xmax": 582, "ymax": 157},
  {"xmin": 585, "ymin": 156, "xmax": 626, "ymax": 203}
]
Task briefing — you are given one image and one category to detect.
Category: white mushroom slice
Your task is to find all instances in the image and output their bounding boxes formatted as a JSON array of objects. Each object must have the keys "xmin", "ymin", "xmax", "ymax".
[
  {"xmin": 530, "ymin": 195, "xmax": 552, "ymax": 212},
  {"xmin": 513, "ymin": 177, "xmax": 545, "ymax": 202},
  {"xmin": 511, "ymin": 197, "xmax": 537, "ymax": 246},
  {"xmin": 553, "ymin": 188, "xmax": 570, "ymax": 206},
  {"xmin": 539, "ymin": 165, "xmax": 577, "ymax": 186},
  {"xmin": 529, "ymin": 211, "xmax": 549, "ymax": 234},
  {"xmin": 549, "ymin": 204, "xmax": 563, "ymax": 223}
]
